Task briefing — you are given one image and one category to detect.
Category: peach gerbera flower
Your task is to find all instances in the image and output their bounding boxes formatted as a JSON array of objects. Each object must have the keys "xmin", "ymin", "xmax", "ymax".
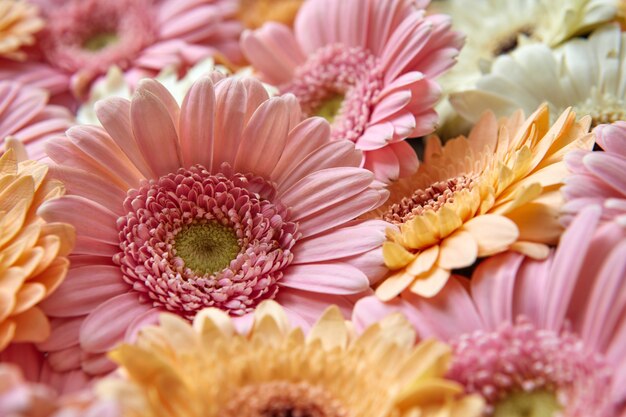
[
  {"xmin": 241, "ymin": 0, "xmax": 463, "ymax": 182},
  {"xmin": 237, "ymin": 0, "xmax": 304, "ymax": 29},
  {"xmin": 0, "ymin": 80, "xmax": 74, "ymax": 160},
  {"xmin": 38, "ymin": 74, "xmax": 389, "ymax": 376},
  {"xmin": 368, "ymin": 105, "xmax": 593, "ymax": 300},
  {"xmin": 0, "ymin": 145, "xmax": 74, "ymax": 352},
  {"xmin": 354, "ymin": 206, "xmax": 626, "ymax": 416},
  {"xmin": 0, "ymin": 0, "xmax": 43, "ymax": 61},
  {"xmin": 562, "ymin": 121, "xmax": 626, "ymax": 226},
  {"xmin": 98, "ymin": 300, "xmax": 484, "ymax": 417},
  {"xmin": 0, "ymin": 0, "xmax": 243, "ymax": 102}
]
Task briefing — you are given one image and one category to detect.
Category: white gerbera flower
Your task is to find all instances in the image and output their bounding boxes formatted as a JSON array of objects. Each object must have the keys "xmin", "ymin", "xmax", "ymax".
[
  {"xmin": 450, "ymin": 24, "xmax": 626, "ymax": 128},
  {"xmin": 432, "ymin": 0, "xmax": 617, "ymax": 136}
]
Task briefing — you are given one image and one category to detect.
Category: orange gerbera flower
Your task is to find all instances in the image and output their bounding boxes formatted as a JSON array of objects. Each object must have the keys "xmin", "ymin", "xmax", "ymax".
[
  {"xmin": 0, "ymin": 144, "xmax": 74, "ymax": 351},
  {"xmin": 368, "ymin": 105, "xmax": 593, "ymax": 300}
]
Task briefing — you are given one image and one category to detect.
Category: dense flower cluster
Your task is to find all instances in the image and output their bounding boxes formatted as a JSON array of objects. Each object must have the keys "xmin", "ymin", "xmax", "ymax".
[{"xmin": 1, "ymin": 1, "xmax": 625, "ymax": 416}]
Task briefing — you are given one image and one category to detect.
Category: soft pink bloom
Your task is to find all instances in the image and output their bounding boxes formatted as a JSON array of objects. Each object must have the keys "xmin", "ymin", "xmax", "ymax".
[
  {"xmin": 0, "ymin": 80, "xmax": 74, "ymax": 159},
  {"xmin": 0, "ymin": 0, "xmax": 243, "ymax": 104},
  {"xmin": 354, "ymin": 206, "xmax": 626, "ymax": 416},
  {"xmin": 241, "ymin": 0, "xmax": 463, "ymax": 182},
  {"xmin": 37, "ymin": 74, "xmax": 389, "ymax": 376},
  {"xmin": 562, "ymin": 121, "xmax": 626, "ymax": 227},
  {"xmin": 0, "ymin": 360, "xmax": 117, "ymax": 417}
]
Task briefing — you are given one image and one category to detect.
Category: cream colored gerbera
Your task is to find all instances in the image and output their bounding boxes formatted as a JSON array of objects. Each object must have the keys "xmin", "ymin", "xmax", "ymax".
[
  {"xmin": 432, "ymin": 0, "xmax": 616, "ymax": 136},
  {"xmin": 0, "ymin": 142, "xmax": 74, "ymax": 351},
  {"xmin": 451, "ymin": 25, "xmax": 626, "ymax": 129},
  {"xmin": 367, "ymin": 105, "xmax": 593, "ymax": 301},
  {"xmin": 0, "ymin": 0, "xmax": 44, "ymax": 61},
  {"xmin": 98, "ymin": 301, "xmax": 483, "ymax": 417}
]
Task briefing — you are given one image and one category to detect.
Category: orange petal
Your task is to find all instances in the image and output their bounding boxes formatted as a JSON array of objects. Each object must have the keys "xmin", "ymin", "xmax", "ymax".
[
  {"xmin": 376, "ymin": 270, "xmax": 415, "ymax": 302},
  {"xmin": 0, "ymin": 320, "xmax": 16, "ymax": 351},
  {"xmin": 410, "ymin": 267, "xmax": 450, "ymax": 298},
  {"xmin": 462, "ymin": 215, "xmax": 519, "ymax": 257},
  {"xmin": 438, "ymin": 230, "xmax": 478, "ymax": 270},
  {"xmin": 12, "ymin": 283, "xmax": 46, "ymax": 315},
  {"xmin": 11, "ymin": 306, "xmax": 50, "ymax": 343}
]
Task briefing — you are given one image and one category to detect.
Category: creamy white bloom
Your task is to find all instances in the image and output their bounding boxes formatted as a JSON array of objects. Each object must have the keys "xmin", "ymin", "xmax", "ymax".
[{"xmin": 451, "ymin": 25, "xmax": 626, "ymax": 127}]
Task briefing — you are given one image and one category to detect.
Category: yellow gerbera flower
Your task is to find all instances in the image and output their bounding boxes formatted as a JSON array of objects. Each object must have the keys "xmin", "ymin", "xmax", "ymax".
[
  {"xmin": 237, "ymin": 0, "xmax": 304, "ymax": 29},
  {"xmin": 369, "ymin": 105, "xmax": 593, "ymax": 300},
  {"xmin": 99, "ymin": 301, "xmax": 483, "ymax": 417},
  {"xmin": 0, "ymin": 145, "xmax": 74, "ymax": 351},
  {"xmin": 0, "ymin": 0, "xmax": 44, "ymax": 61}
]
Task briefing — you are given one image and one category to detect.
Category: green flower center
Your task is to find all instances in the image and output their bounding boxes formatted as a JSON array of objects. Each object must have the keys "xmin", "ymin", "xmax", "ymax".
[
  {"xmin": 174, "ymin": 222, "xmax": 241, "ymax": 276},
  {"xmin": 82, "ymin": 32, "xmax": 119, "ymax": 51},
  {"xmin": 493, "ymin": 390, "xmax": 561, "ymax": 417},
  {"xmin": 314, "ymin": 93, "xmax": 344, "ymax": 123}
]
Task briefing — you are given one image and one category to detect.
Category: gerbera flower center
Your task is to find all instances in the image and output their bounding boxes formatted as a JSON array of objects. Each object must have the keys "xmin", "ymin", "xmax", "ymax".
[
  {"xmin": 40, "ymin": 0, "xmax": 156, "ymax": 74},
  {"xmin": 383, "ymin": 175, "xmax": 475, "ymax": 224},
  {"xmin": 114, "ymin": 164, "xmax": 300, "ymax": 318},
  {"xmin": 492, "ymin": 390, "xmax": 560, "ymax": 417},
  {"xmin": 574, "ymin": 96, "xmax": 626, "ymax": 128},
  {"xmin": 284, "ymin": 43, "xmax": 384, "ymax": 142},
  {"xmin": 448, "ymin": 319, "xmax": 613, "ymax": 417},
  {"xmin": 222, "ymin": 381, "xmax": 349, "ymax": 417},
  {"xmin": 173, "ymin": 222, "xmax": 241, "ymax": 276},
  {"xmin": 493, "ymin": 26, "xmax": 533, "ymax": 56}
]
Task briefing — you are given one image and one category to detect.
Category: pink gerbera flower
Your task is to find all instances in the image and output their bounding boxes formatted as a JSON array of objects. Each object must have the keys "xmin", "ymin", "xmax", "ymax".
[
  {"xmin": 241, "ymin": 0, "xmax": 463, "ymax": 182},
  {"xmin": 0, "ymin": 80, "xmax": 73, "ymax": 159},
  {"xmin": 37, "ymin": 74, "xmax": 389, "ymax": 376},
  {"xmin": 354, "ymin": 206, "xmax": 626, "ymax": 416},
  {"xmin": 0, "ymin": 0, "xmax": 243, "ymax": 103},
  {"xmin": 562, "ymin": 121, "xmax": 626, "ymax": 226}
]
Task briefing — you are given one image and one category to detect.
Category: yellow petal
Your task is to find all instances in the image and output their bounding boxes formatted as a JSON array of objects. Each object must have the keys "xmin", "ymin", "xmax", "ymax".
[
  {"xmin": 401, "ymin": 215, "xmax": 439, "ymax": 250},
  {"xmin": 450, "ymin": 395, "xmax": 486, "ymax": 417},
  {"xmin": 510, "ymin": 241, "xmax": 551, "ymax": 259},
  {"xmin": 406, "ymin": 245, "xmax": 439, "ymax": 276},
  {"xmin": 254, "ymin": 300, "xmax": 290, "ymax": 335},
  {"xmin": 505, "ymin": 203, "xmax": 562, "ymax": 244},
  {"xmin": 436, "ymin": 206, "xmax": 462, "ymax": 239},
  {"xmin": 383, "ymin": 241, "xmax": 417, "ymax": 270},
  {"xmin": 307, "ymin": 305, "xmax": 348, "ymax": 350},
  {"xmin": 0, "ymin": 175, "xmax": 34, "ymax": 213},
  {"xmin": 194, "ymin": 308, "xmax": 234, "ymax": 338},
  {"xmin": 0, "ymin": 199, "xmax": 29, "ymax": 247},
  {"xmin": 0, "ymin": 149, "xmax": 17, "ymax": 175},
  {"xmin": 462, "ymin": 215, "xmax": 519, "ymax": 257},
  {"xmin": 376, "ymin": 270, "xmax": 415, "ymax": 302},
  {"xmin": 438, "ymin": 230, "xmax": 478, "ymax": 270},
  {"xmin": 410, "ymin": 267, "xmax": 450, "ymax": 298}
]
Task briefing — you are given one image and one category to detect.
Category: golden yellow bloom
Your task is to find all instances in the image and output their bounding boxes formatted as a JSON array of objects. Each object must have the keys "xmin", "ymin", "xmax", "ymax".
[
  {"xmin": 237, "ymin": 0, "xmax": 304, "ymax": 29},
  {"xmin": 0, "ymin": 146, "xmax": 74, "ymax": 351},
  {"xmin": 369, "ymin": 105, "xmax": 593, "ymax": 301},
  {"xmin": 0, "ymin": 0, "xmax": 44, "ymax": 61},
  {"xmin": 100, "ymin": 301, "xmax": 483, "ymax": 417}
]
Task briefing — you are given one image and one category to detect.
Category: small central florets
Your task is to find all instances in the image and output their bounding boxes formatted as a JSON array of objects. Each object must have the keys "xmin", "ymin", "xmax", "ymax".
[
  {"xmin": 448, "ymin": 318, "xmax": 613, "ymax": 417},
  {"xmin": 383, "ymin": 175, "xmax": 475, "ymax": 224},
  {"xmin": 114, "ymin": 164, "xmax": 300, "ymax": 318},
  {"xmin": 284, "ymin": 43, "xmax": 384, "ymax": 142},
  {"xmin": 222, "ymin": 382, "xmax": 349, "ymax": 417}
]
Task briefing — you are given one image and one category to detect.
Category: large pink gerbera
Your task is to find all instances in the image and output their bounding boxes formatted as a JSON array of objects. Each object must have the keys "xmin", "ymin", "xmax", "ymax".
[
  {"xmin": 354, "ymin": 206, "xmax": 626, "ymax": 417},
  {"xmin": 0, "ymin": 80, "xmax": 73, "ymax": 159},
  {"xmin": 241, "ymin": 0, "xmax": 463, "ymax": 182},
  {"xmin": 37, "ymin": 74, "xmax": 389, "ymax": 376},
  {"xmin": 562, "ymin": 121, "xmax": 626, "ymax": 226},
  {"xmin": 0, "ymin": 0, "xmax": 243, "ymax": 104}
]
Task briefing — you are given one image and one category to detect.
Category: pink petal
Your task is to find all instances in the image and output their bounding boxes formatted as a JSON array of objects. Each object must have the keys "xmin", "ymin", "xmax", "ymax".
[
  {"xmin": 79, "ymin": 293, "xmax": 151, "ymax": 354},
  {"xmin": 276, "ymin": 287, "xmax": 355, "ymax": 327},
  {"xmin": 280, "ymin": 263, "xmax": 369, "ymax": 294},
  {"xmin": 363, "ymin": 147, "xmax": 400, "ymax": 182},
  {"xmin": 179, "ymin": 77, "xmax": 216, "ymax": 168},
  {"xmin": 36, "ymin": 317, "xmax": 84, "ymax": 351},
  {"xmin": 211, "ymin": 78, "xmax": 246, "ymax": 165},
  {"xmin": 583, "ymin": 152, "xmax": 626, "ymax": 195}
]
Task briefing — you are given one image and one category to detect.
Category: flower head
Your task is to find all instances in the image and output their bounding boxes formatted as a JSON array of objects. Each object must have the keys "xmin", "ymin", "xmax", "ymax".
[
  {"xmin": 99, "ymin": 300, "xmax": 484, "ymax": 417},
  {"xmin": 1, "ymin": 0, "xmax": 243, "ymax": 100},
  {"xmin": 562, "ymin": 121, "xmax": 626, "ymax": 226},
  {"xmin": 0, "ymin": 146, "xmax": 74, "ymax": 352},
  {"xmin": 451, "ymin": 25, "xmax": 626, "ymax": 128},
  {"xmin": 0, "ymin": 81, "xmax": 74, "ymax": 160},
  {"xmin": 0, "ymin": 0, "xmax": 44, "ymax": 61},
  {"xmin": 354, "ymin": 206, "xmax": 626, "ymax": 416},
  {"xmin": 241, "ymin": 0, "xmax": 463, "ymax": 182},
  {"xmin": 37, "ymin": 74, "xmax": 389, "ymax": 376},
  {"xmin": 367, "ymin": 105, "xmax": 593, "ymax": 300}
]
